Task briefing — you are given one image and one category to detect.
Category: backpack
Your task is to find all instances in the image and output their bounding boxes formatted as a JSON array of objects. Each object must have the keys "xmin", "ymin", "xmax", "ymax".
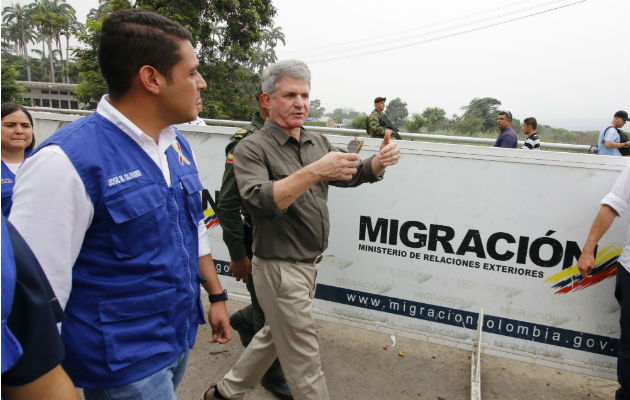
[{"xmin": 603, "ymin": 126, "xmax": 630, "ymax": 156}]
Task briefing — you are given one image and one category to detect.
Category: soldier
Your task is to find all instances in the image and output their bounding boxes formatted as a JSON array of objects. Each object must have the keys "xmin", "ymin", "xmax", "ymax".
[
  {"xmin": 215, "ymin": 94, "xmax": 292, "ymax": 400},
  {"xmin": 366, "ymin": 97, "xmax": 400, "ymax": 139}
]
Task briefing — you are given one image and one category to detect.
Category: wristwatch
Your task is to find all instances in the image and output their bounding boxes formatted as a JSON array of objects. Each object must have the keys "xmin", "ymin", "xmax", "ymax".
[
  {"xmin": 624, "ymin": 142, "xmax": 628, "ymax": 148},
  {"xmin": 208, "ymin": 289, "xmax": 228, "ymax": 303}
]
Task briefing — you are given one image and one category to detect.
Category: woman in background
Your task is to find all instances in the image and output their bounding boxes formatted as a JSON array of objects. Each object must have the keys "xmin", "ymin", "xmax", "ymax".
[{"xmin": 1, "ymin": 103, "xmax": 35, "ymax": 217}]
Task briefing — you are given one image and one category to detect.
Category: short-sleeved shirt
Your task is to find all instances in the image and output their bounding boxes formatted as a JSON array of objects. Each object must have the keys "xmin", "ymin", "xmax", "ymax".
[
  {"xmin": 522, "ymin": 133, "xmax": 541, "ymax": 150},
  {"xmin": 233, "ymin": 118, "xmax": 382, "ymax": 260},
  {"xmin": 494, "ymin": 128, "xmax": 518, "ymax": 148},
  {"xmin": 1, "ymin": 219, "xmax": 65, "ymax": 385},
  {"xmin": 600, "ymin": 161, "xmax": 630, "ymax": 272},
  {"xmin": 598, "ymin": 126, "xmax": 621, "ymax": 156}
]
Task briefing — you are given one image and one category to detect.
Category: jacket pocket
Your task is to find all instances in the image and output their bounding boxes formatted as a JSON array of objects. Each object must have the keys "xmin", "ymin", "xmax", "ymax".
[
  {"xmin": 99, "ymin": 287, "xmax": 177, "ymax": 372},
  {"xmin": 104, "ymin": 183, "xmax": 166, "ymax": 258},
  {"xmin": 179, "ymin": 172, "xmax": 204, "ymax": 227}
]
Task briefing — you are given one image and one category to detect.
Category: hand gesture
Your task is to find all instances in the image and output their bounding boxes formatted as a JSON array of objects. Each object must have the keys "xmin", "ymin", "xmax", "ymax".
[
  {"xmin": 376, "ymin": 131, "xmax": 400, "ymax": 167},
  {"xmin": 313, "ymin": 151, "xmax": 360, "ymax": 181}
]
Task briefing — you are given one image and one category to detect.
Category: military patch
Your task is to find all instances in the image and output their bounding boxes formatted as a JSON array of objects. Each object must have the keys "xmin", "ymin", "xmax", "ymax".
[{"xmin": 227, "ymin": 153, "xmax": 234, "ymax": 164}]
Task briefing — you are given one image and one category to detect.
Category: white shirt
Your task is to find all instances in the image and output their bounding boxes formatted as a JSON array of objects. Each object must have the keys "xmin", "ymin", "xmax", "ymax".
[
  {"xmin": 9, "ymin": 96, "xmax": 212, "ymax": 309},
  {"xmin": 600, "ymin": 161, "xmax": 630, "ymax": 271}
]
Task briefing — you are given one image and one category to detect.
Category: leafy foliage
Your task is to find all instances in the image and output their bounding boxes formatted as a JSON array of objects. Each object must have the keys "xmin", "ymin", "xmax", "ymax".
[
  {"xmin": 460, "ymin": 97, "xmax": 502, "ymax": 131},
  {"xmin": 308, "ymin": 99, "xmax": 326, "ymax": 119},
  {"xmin": 402, "ymin": 113, "xmax": 424, "ymax": 133},
  {"xmin": 199, "ymin": 60, "xmax": 260, "ymax": 120},
  {"xmin": 1, "ymin": 62, "xmax": 26, "ymax": 103},
  {"xmin": 327, "ymin": 108, "xmax": 362, "ymax": 125},
  {"xmin": 350, "ymin": 114, "xmax": 368, "ymax": 130},
  {"xmin": 384, "ymin": 97, "xmax": 408, "ymax": 128},
  {"xmin": 421, "ymin": 107, "xmax": 448, "ymax": 132}
]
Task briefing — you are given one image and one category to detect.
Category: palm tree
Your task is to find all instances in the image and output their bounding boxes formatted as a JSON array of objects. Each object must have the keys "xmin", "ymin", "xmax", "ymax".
[
  {"xmin": 262, "ymin": 26, "xmax": 285, "ymax": 50},
  {"xmin": 30, "ymin": 0, "xmax": 74, "ymax": 82},
  {"xmin": 87, "ymin": 0, "xmax": 111, "ymax": 21},
  {"xmin": 3, "ymin": 3, "xmax": 35, "ymax": 81}
]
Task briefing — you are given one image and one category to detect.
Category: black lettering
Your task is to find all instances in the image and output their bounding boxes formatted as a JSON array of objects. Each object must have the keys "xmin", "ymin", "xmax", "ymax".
[
  {"xmin": 400, "ymin": 221, "xmax": 427, "ymax": 249},
  {"xmin": 428, "ymin": 224, "xmax": 455, "ymax": 254},
  {"xmin": 359, "ymin": 216, "xmax": 388, "ymax": 244},
  {"xmin": 456, "ymin": 229, "xmax": 486, "ymax": 258},
  {"xmin": 487, "ymin": 232, "xmax": 516, "ymax": 261},
  {"xmin": 529, "ymin": 233, "xmax": 563, "ymax": 268},
  {"xmin": 389, "ymin": 219, "xmax": 399, "ymax": 246}
]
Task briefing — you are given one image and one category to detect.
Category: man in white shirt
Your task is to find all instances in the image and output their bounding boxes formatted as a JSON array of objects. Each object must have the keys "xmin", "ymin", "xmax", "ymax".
[
  {"xmin": 577, "ymin": 161, "xmax": 630, "ymax": 399},
  {"xmin": 9, "ymin": 9, "xmax": 230, "ymax": 400}
]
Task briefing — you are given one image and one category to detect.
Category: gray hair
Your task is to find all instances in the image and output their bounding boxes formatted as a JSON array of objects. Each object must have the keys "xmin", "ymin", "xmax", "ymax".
[{"xmin": 261, "ymin": 59, "xmax": 311, "ymax": 96}]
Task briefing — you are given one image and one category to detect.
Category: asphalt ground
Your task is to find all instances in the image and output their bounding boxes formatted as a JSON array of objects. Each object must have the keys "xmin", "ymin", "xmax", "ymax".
[{"xmin": 172, "ymin": 299, "xmax": 618, "ymax": 400}]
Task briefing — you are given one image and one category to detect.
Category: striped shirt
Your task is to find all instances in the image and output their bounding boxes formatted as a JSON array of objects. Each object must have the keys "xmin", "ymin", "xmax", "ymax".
[{"xmin": 522, "ymin": 133, "xmax": 541, "ymax": 150}]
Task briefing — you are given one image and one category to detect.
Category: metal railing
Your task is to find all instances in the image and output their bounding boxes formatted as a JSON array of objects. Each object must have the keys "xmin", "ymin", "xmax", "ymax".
[{"xmin": 26, "ymin": 106, "xmax": 595, "ymax": 153}]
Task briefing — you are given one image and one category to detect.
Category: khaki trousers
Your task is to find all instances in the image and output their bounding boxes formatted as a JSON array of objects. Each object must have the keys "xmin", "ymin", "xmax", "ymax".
[{"xmin": 217, "ymin": 257, "xmax": 329, "ymax": 400}]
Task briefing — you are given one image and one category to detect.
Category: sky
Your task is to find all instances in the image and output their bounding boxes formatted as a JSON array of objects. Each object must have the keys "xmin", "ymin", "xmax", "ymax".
[{"xmin": 2, "ymin": 0, "xmax": 629, "ymax": 131}]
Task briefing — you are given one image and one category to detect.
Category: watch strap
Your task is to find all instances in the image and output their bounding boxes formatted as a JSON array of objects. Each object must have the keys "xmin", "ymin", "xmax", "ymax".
[{"xmin": 208, "ymin": 289, "xmax": 228, "ymax": 303}]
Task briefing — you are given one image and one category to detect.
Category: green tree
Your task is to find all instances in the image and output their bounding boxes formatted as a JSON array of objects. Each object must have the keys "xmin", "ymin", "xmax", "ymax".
[
  {"xmin": 308, "ymin": 99, "xmax": 325, "ymax": 119},
  {"xmin": 461, "ymin": 97, "xmax": 502, "ymax": 131},
  {"xmin": 2, "ymin": 2, "xmax": 35, "ymax": 81},
  {"xmin": 1, "ymin": 62, "xmax": 25, "ymax": 103},
  {"xmin": 384, "ymin": 97, "xmax": 408, "ymax": 129},
  {"xmin": 421, "ymin": 107, "xmax": 447, "ymax": 132},
  {"xmin": 402, "ymin": 113, "xmax": 424, "ymax": 133},
  {"xmin": 75, "ymin": 0, "xmax": 275, "ymax": 118},
  {"xmin": 199, "ymin": 61, "xmax": 259, "ymax": 120},
  {"xmin": 30, "ymin": 0, "xmax": 74, "ymax": 82},
  {"xmin": 455, "ymin": 116, "xmax": 484, "ymax": 134},
  {"xmin": 328, "ymin": 108, "xmax": 361, "ymax": 126},
  {"xmin": 350, "ymin": 114, "xmax": 368, "ymax": 130}
]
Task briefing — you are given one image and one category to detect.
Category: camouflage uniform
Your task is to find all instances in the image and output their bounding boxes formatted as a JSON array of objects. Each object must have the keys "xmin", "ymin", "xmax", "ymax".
[
  {"xmin": 366, "ymin": 109, "xmax": 387, "ymax": 138},
  {"xmin": 215, "ymin": 112, "xmax": 289, "ymax": 389}
]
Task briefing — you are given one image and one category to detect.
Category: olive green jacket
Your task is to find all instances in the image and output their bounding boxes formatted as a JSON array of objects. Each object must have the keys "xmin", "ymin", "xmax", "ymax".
[{"xmin": 216, "ymin": 112, "xmax": 264, "ymax": 261}]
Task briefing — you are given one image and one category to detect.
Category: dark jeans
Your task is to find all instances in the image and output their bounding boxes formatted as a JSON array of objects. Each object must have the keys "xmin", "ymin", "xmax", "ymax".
[{"xmin": 616, "ymin": 264, "xmax": 630, "ymax": 400}]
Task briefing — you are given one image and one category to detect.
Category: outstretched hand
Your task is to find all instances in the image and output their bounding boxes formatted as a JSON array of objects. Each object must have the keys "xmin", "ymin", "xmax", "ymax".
[
  {"xmin": 313, "ymin": 151, "xmax": 360, "ymax": 181},
  {"xmin": 376, "ymin": 131, "xmax": 400, "ymax": 167}
]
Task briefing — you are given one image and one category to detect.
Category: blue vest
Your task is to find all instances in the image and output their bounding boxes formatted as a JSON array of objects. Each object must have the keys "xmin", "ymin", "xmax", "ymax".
[
  {"xmin": 38, "ymin": 113, "xmax": 205, "ymax": 388},
  {"xmin": 1, "ymin": 217, "xmax": 23, "ymax": 373},
  {"xmin": 1, "ymin": 161, "xmax": 16, "ymax": 217}
]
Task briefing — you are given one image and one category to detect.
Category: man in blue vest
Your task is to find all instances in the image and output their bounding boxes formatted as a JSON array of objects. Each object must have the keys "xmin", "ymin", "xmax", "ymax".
[{"xmin": 9, "ymin": 9, "xmax": 231, "ymax": 400}]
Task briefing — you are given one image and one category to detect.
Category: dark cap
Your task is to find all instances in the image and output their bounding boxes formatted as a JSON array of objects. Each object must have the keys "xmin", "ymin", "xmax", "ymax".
[
  {"xmin": 614, "ymin": 110, "xmax": 630, "ymax": 121},
  {"xmin": 374, "ymin": 97, "xmax": 386, "ymax": 103}
]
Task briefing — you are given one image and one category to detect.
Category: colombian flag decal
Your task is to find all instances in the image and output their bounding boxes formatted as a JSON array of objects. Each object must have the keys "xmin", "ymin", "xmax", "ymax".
[
  {"xmin": 546, "ymin": 243, "xmax": 621, "ymax": 294},
  {"xmin": 227, "ymin": 153, "xmax": 234, "ymax": 164},
  {"xmin": 203, "ymin": 206, "xmax": 219, "ymax": 230}
]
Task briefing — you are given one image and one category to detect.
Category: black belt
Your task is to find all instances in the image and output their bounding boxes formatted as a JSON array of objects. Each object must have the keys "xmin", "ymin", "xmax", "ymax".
[{"xmin": 298, "ymin": 255, "xmax": 323, "ymax": 264}]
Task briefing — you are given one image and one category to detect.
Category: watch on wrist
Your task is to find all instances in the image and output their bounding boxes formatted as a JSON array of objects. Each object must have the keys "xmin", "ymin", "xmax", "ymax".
[{"xmin": 208, "ymin": 289, "xmax": 228, "ymax": 303}]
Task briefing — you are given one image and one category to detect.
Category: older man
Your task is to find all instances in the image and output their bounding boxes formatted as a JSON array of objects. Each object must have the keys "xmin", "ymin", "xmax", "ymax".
[
  {"xmin": 10, "ymin": 10, "xmax": 230, "ymax": 399},
  {"xmin": 206, "ymin": 60, "xmax": 400, "ymax": 400},
  {"xmin": 494, "ymin": 111, "xmax": 518, "ymax": 148}
]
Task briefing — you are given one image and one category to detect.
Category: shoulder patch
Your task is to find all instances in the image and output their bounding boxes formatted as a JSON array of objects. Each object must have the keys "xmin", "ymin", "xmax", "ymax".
[
  {"xmin": 226, "ymin": 153, "xmax": 234, "ymax": 164},
  {"xmin": 236, "ymin": 128, "xmax": 248, "ymax": 134}
]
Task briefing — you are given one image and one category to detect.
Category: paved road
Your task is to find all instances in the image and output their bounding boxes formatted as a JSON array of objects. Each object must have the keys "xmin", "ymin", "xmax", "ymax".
[{"xmin": 175, "ymin": 299, "xmax": 618, "ymax": 400}]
